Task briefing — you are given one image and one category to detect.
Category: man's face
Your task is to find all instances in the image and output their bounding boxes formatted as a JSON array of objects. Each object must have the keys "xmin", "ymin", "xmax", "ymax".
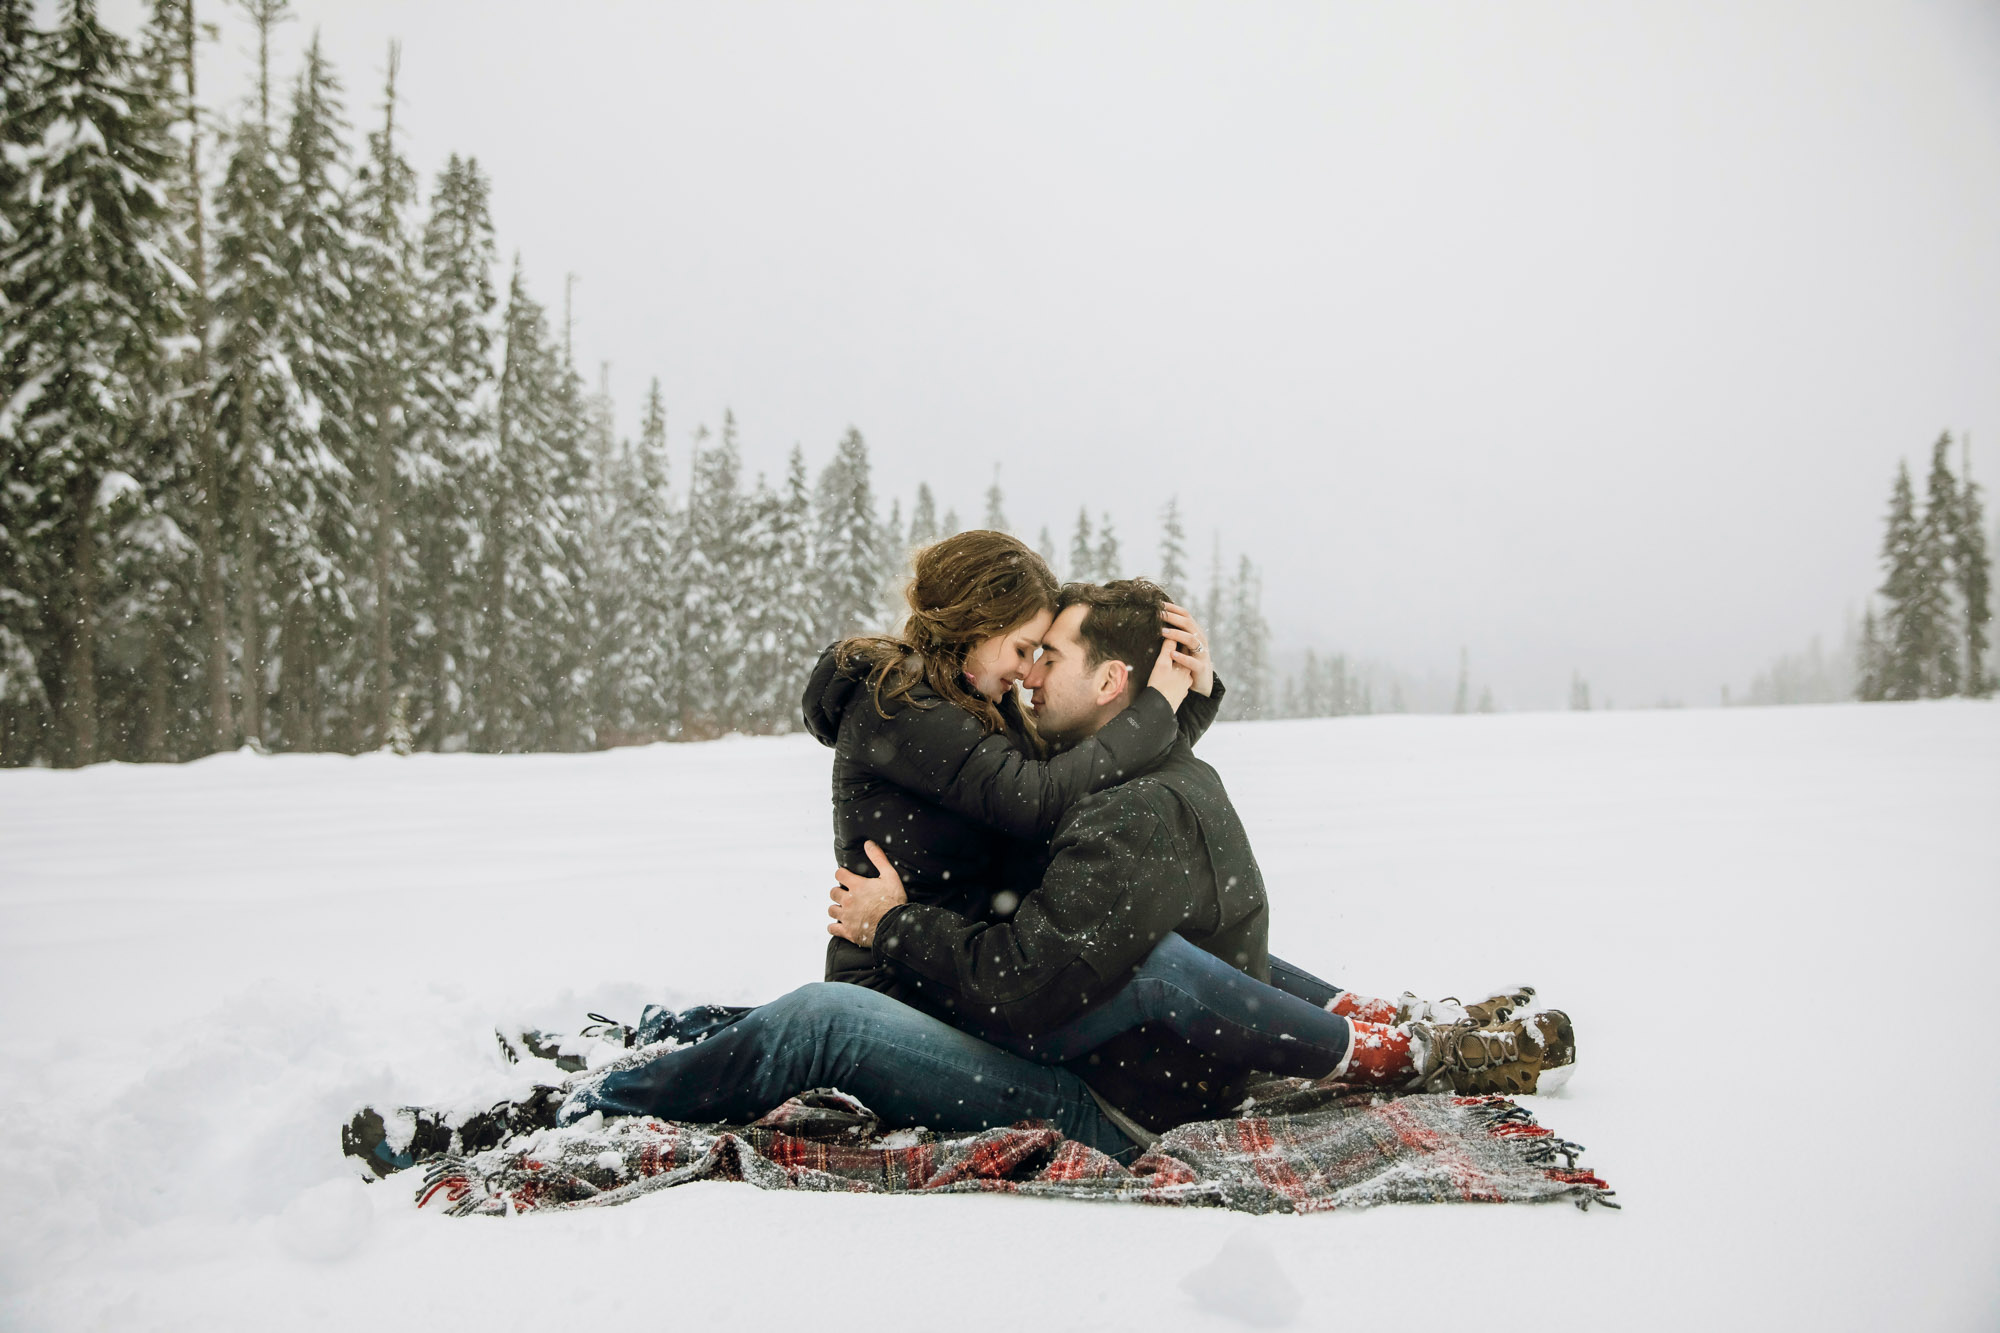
[{"xmin": 1023, "ymin": 604, "xmax": 1126, "ymax": 746}]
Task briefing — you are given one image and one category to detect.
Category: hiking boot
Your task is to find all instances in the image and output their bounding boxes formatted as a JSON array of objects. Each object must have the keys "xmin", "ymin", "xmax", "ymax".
[
  {"xmin": 342, "ymin": 1105, "xmax": 451, "ymax": 1180},
  {"xmin": 496, "ymin": 1026, "xmax": 591, "ymax": 1072},
  {"xmin": 456, "ymin": 1084, "xmax": 564, "ymax": 1154},
  {"xmin": 1395, "ymin": 986, "xmax": 1536, "ymax": 1026},
  {"xmin": 1414, "ymin": 1018, "xmax": 1544, "ymax": 1096},
  {"xmin": 341, "ymin": 1085, "xmax": 564, "ymax": 1179},
  {"xmin": 1520, "ymin": 1008, "xmax": 1575, "ymax": 1070}
]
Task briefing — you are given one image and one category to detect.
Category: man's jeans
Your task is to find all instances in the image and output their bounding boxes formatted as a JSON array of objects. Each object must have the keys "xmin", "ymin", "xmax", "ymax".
[
  {"xmin": 983, "ymin": 932, "xmax": 1356, "ymax": 1078},
  {"xmin": 559, "ymin": 981, "xmax": 1137, "ymax": 1157}
]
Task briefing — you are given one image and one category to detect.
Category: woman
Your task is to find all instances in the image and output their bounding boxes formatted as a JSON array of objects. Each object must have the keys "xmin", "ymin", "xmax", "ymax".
[{"xmin": 802, "ymin": 528, "xmax": 1210, "ymax": 998}]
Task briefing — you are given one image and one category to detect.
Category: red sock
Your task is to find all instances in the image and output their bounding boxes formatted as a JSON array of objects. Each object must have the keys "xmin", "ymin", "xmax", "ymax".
[
  {"xmin": 1327, "ymin": 991, "xmax": 1400, "ymax": 1025},
  {"xmin": 1339, "ymin": 1019, "xmax": 1419, "ymax": 1086}
]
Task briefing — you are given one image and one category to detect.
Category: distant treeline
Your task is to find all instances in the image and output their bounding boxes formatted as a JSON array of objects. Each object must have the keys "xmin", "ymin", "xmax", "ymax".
[{"xmin": 0, "ymin": 2, "xmax": 1305, "ymax": 767}]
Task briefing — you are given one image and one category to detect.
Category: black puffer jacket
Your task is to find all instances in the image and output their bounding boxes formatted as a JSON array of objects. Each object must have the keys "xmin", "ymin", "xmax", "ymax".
[
  {"xmin": 873, "ymin": 737, "xmax": 1270, "ymax": 1133},
  {"xmin": 803, "ymin": 647, "xmax": 1223, "ymax": 996}
]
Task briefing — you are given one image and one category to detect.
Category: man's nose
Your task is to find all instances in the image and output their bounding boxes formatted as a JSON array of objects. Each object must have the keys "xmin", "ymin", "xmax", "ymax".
[{"xmin": 1023, "ymin": 661, "xmax": 1048, "ymax": 689}]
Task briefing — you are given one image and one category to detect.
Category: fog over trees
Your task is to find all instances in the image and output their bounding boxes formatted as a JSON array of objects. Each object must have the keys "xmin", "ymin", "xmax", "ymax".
[{"xmin": 2, "ymin": 2, "xmax": 1990, "ymax": 767}]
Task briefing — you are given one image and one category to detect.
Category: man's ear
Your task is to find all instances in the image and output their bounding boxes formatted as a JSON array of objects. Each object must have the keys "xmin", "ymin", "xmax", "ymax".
[{"xmin": 1096, "ymin": 658, "xmax": 1130, "ymax": 706}]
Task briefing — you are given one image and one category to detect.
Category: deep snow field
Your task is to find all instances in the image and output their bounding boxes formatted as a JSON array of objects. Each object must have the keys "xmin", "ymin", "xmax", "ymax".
[{"xmin": 3, "ymin": 701, "xmax": 1998, "ymax": 1331}]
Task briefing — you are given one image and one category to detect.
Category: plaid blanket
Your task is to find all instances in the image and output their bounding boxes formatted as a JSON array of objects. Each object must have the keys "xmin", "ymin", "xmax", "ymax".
[{"xmin": 416, "ymin": 1076, "xmax": 1615, "ymax": 1216}]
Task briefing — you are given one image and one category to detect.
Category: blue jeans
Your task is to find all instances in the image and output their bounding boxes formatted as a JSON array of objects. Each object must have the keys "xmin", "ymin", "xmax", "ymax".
[
  {"xmin": 559, "ymin": 982, "xmax": 1138, "ymax": 1158},
  {"xmin": 986, "ymin": 933, "xmax": 1356, "ymax": 1079}
]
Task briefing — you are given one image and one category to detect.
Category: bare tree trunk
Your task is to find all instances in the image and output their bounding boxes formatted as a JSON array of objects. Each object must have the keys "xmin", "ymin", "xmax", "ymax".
[
  {"xmin": 57, "ymin": 475, "xmax": 99, "ymax": 766},
  {"xmin": 142, "ymin": 618, "xmax": 169, "ymax": 760},
  {"xmin": 177, "ymin": 2, "xmax": 231, "ymax": 750},
  {"xmin": 237, "ymin": 490, "xmax": 264, "ymax": 745}
]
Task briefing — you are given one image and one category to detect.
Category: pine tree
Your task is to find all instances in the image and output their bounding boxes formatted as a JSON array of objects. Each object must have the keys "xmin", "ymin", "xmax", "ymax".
[
  {"xmin": 268, "ymin": 33, "xmax": 359, "ymax": 749},
  {"xmin": 983, "ymin": 465, "xmax": 1007, "ymax": 532},
  {"xmin": 405, "ymin": 152, "xmax": 496, "ymax": 746},
  {"xmin": 769, "ymin": 445, "xmax": 818, "ymax": 716},
  {"xmin": 682, "ymin": 416, "xmax": 746, "ymax": 735},
  {"xmin": 0, "ymin": 0, "xmax": 187, "ymax": 765},
  {"xmin": 1298, "ymin": 647, "xmax": 1322, "ymax": 716},
  {"xmin": 1958, "ymin": 439, "xmax": 1993, "ymax": 696},
  {"xmin": 1219, "ymin": 556, "xmax": 1269, "ymax": 721},
  {"xmin": 143, "ymin": 0, "xmax": 231, "ymax": 752},
  {"xmin": 475, "ymin": 262, "xmax": 589, "ymax": 751},
  {"xmin": 1453, "ymin": 646, "xmax": 1470, "ymax": 714},
  {"xmin": 1917, "ymin": 435, "xmax": 1962, "ymax": 697},
  {"xmin": 1157, "ymin": 496, "xmax": 1188, "ymax": 604},
  {"xmin": 1035, "ymin": 525, "xmax": 1056, "ymax": 574},
  {"xmin": 348, "ymin": 42, "xmax": 419, "ymax": 745},
  {"xmin": 813, "ymin": 426, "xmax": 883, "ymax": 643},
  {"xmin": 1854, "ymin": 603, "xmax": 1886, "ymax": 702},
  {"xmin": 1095, "ymin": 511, "xmax": 1121, "ymax": 581},
  {"xmin": 940, "ymin": 507, "xmax": 960, "ymax": 537},
  {"xmin": 908, "ymin": 482, "xmax": 939, "ymax": 548},
  {"xmin": 1204, "ymin": 533, "xmax": 1224, "ymax": 653},
  {"xmin": 1877, "ymin": 460, "xmax": 1942, "ymax": 700},
  {"xmin": 1068, "ymin": 508, "xmax": 1095, "ymax": 583},
  {"xmin": 208, "ymin": 0, "xmax": 292, "ymax": 746},
  {"xmin": 0, "ymin": 0, "xmax": 45, "ymax": 762},
  {"xmin": 1569, "ymin": 672, "xmax": 1591, "ymax": 711}
]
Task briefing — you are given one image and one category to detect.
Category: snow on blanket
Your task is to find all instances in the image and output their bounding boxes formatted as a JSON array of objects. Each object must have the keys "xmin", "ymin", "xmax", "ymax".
[{"xmin": 415, "ymin": 1079, "xmax": 1615, "ymax": 1217}]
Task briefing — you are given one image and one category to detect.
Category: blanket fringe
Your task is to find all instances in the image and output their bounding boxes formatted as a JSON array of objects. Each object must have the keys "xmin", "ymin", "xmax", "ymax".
[{"xmin": 1457, "ymin": 1095, "xmax": 1618, "ymax": 1210}]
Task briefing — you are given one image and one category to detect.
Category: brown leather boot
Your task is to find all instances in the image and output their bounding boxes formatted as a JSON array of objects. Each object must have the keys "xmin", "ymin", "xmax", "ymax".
[
  {"xmin": 1395, "ymin": 985, "xmax": 1537, "ymax": 1026},
  {"xmin": 1520, "ymin": 1008, "xmax": 1575, "ymax": 1070},
  {"xmin": 1413, "ymin": 1018, "xmax": 1545, "ymax": 1095}
]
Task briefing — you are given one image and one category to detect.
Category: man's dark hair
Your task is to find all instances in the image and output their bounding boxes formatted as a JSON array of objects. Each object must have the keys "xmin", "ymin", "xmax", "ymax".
[{"xmin": 1057, "ymin": 578, "xmax": 1168, "ymax": 695}]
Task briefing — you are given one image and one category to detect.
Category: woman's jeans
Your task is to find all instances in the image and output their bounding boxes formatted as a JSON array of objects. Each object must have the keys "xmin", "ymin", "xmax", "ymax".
[
  {"xmin": 560, "ymin": 981, "xmax": 1138, "ymax": 1158},
  {"xmin": 985, "ymin": 933, "xmax": 1356, "ymax": 1079}
]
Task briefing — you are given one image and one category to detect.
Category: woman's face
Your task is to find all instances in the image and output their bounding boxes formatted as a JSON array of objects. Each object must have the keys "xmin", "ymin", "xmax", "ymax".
[{"xmin": 963, "ymin": 609, "xmax": 1055, "ymax": 702}]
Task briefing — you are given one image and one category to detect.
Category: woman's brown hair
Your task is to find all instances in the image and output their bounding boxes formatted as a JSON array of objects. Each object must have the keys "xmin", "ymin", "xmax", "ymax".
[{"xmin": 835, "ymin": 529, "xmax": 1060, "ymax": 735}]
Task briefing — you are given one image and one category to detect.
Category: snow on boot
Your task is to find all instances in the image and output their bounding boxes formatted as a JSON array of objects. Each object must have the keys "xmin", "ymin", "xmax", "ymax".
[
  {"xmin": 1462, "ymin": 986, "xmax": 1537, "ymax": 1026},
  {"xmin": 456, "ymin": 1085, "xmax": 565, "ymax": 1155},
  {"xmin": 1325, "ymin": 992, "xmax": 1401, "ymax": 1025},
  {"xmin": 1394, "ymin": 985, "xmax": 1536, "ymax": 1025},
  {"xmin": 342, "ymin": 1105, "xmax": 451, "ymax": 1180},
  {"xmin": 1331, "ymin": 1019, "xmax": 1423, "ymax": 1087},
  {"xmin": 1520, "ymin": 1008, "xmax": 1575, "ymax": 1070},
  {"xmin": 1414, "ymin": 1019, "xmax": 1544, "ymax": 1096},
  {"xmin": 496, "ymin": 1027, "xmax": 591, "ymax": 1072}
]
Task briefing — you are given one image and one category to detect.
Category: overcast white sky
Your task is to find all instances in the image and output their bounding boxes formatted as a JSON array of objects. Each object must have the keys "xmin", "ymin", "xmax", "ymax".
[{"xmin": 103, "ymin": 0, "xmax": 2000, "ymax": 708}]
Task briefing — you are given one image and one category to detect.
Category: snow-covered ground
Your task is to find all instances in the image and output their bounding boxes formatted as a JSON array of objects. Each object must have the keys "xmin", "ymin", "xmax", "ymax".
[{"xmin": 3, "ymin": 702, "xmax": 1997, "ymax": 1331}]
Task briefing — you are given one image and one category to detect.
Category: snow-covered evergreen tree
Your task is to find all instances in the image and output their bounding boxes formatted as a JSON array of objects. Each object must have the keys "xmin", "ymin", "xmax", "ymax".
[
  {"xmin": 1094, "ymin": 511, "xmax": 1121, "ymax": 581},
  {"xmin": 813, "ymin": 426, "xmax": 883, "ymax": 642},
  {"xmin": 983, "ymin": 466, "xmax": 1007, "ymax": 532},
  {"xmin": 1157, "ymin": 496, "xmax": 1188, "ymax": 604},
  {"xmin": 592, "ymin": 377, "xmax": 678, "ymax": 739},
  {"xmin": 0, "ymin": 0, "xmax": 187, "ymax": 764},
  {"xmin": 1916, "ymin": 436, "xmax": 1962, "ymax": 697},
  {"xmin": 1957, "ymin": 440, "xmax": 1993, "ymax": 696},
  {"xmin": 207, "ymin": 0, "xmax": 291, "ymax": 746},
  {"xmin": 268, "ymin": 33, "xmax": 359, "ymax": 749},
  {"xmin": 1217, "ymin": 555, "xmax": 1270, "ymax": 720},
  {"xmin": 680, "ymin": 418, "xmax": 746, "ymax": 735},
  {"xmin": 1877, "ymin": 459, "xmax": 1944, "ymax": 700},
  {"xmin": 405, "ymin": 152, "xmax": 496, "ymax": 747},
  {"xmin": 348, "ymin": 42, "xmax": 419, "ymax": 744},
  {"xmin": 1068, "ymin": 508, "xmax": 1094, "ymax": 583},
  {"xmin": 474, "ymin": 262, "xmax": 589, "ymax": 751},
  {"xmin": 908, "ymin": 482, "xmax": 939, "ymax": 549}
]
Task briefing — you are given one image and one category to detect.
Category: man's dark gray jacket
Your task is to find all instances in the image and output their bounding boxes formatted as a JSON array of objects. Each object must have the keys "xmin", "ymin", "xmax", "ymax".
[{"xmin": 872, "ymin": 727, "xmax": 1272, "ymax": 1134}]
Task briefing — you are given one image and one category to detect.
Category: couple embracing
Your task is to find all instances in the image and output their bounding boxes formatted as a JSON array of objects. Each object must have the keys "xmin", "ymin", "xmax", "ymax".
[{"xmin": 346, "ymin": 530, "xmax": 1573, "ymax": 1175}]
